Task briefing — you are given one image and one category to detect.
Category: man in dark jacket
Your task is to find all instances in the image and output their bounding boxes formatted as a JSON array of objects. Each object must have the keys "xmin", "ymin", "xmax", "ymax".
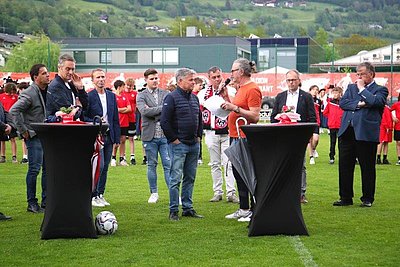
[
  {"xmin": 46, "ymin": 54, "xmax": 88, "ymax": 121},
  {"xmin": 161, "ymin": 68, "xmax": 203, "ymax": 221},
  {"xmin": 270, "ymin": 69, "xmax": 317, "ymax": 204},
  {"xmin": 10, "ymin": 64, "xmax": 50, "ymax": 213}
]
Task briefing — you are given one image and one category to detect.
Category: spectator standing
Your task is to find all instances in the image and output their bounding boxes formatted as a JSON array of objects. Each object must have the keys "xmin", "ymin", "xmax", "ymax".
[
  {"xmin": 0, "ymin": 101, "xmax": 12, "ymax": 220},
  {"xmin": 333, "ymin": 62, "xmax": 388, "ymax": 208},
  {"xmin": 111, "ymin": 80, "xmax": 131, "ymax": 167},
  {"xmin": 270, "ymin": 69, "xmax": 316, "ymax": 204},
  {"xmin": 0, "ymin": 82, "xmax": 18, "ymax": 163},
  {"xmin": 17, "ymin": 82, "xmax": 30, "ymax": 164},
  {"xmin": 308, "ymin": 85, "xmax": 322, "ymax": 165},
  {"xmin": 161, "ymin": 68, "xmax": 203, "ymax": 221},
  {"xmin": 9, "ymin": 64, "xmax": 50, "ymax": 213},
  {"xmin": 137, "ymin": 68, "xmax": 171, "ymax": 204},
  {"xmin": 220, "ymin": 58, "xmax": 262, "ymax": 222},
  {"xmin": 192, "ymin": 77, "xmax": 204, "ymax": 165},
  {"xmin": 84, "ymin": 69, "xmax": 120, "ymax": 207},
  {"xmin": 391, "ymin": 93, "xmax": 400, "ymax": 165},
  {"xmin": 323, "ymin": 86, "xmax": 344, "ymax": 164},
  {"xmin": 376, "ymin": 102, "xmax": 393, "ymax": 164},
  {"xmin": 122, "ymin": 78, "xmax": 137, "ymax": 165}
]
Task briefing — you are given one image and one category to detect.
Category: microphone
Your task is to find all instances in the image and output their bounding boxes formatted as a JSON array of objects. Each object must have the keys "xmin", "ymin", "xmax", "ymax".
[{"xmin": 215, "ymin": 78, "xmax": 231, "ymax": 95}]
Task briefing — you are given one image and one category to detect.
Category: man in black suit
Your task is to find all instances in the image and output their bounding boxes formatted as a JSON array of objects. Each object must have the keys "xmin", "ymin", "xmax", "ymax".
[
  {"xmin": 271, "ymin": 69, "xmax": 316, "ymax": 203},
  {"xmin": 333, "ymin": 62, "xmax": 388, "ymax": 208},
  {"xmin": 46, "ymin": 54, "xmax": 88, "ymax": 121}
]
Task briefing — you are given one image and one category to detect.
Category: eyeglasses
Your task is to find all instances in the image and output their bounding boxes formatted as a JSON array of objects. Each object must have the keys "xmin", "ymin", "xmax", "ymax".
[
  {"xmin": 286, "ymin": 79, "xmax": 299, "ymax": 83},
  {"xmin": 356, "ymin": 72, "xmax": 370, "ymax": 77},
  {"xmin": 231, "ymin": 68, "xmax": 240, "ymax": 73}
]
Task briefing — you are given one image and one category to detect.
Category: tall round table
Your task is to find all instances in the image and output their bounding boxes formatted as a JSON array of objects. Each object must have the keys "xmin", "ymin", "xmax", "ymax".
[
  {"xmin": 31, "ymin": 122, "xmax": 106, "ymax": 239},
  {"xmin": 241, "ymin": 123, "xmax": 316, "ymax": 236}
]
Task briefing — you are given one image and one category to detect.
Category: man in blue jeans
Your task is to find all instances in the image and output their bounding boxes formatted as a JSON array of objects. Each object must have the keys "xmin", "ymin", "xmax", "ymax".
[
  {"xmin": 10, "ymin": 64, "xmax": 50, "ymax": 213},
  {"xmin": 137, "ymin": 68, "xmax": 170, "ymax": 204},
  {"xmin": 161, "ymin": 68, "xmax": 203, "ymax": 221},
  {"xmin": 84, "ymin": 68, "xmax": 120, "ymax": 207}
]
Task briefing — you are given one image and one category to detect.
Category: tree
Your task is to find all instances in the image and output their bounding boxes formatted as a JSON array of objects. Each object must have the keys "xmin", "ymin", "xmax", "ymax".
[
  {"xmin": 3, "ymin": 34, "xmax": 60, "ymax": 72},
  {"xmin": 334, "ymin": 34, "xmax": 389, "ymax": 58}
]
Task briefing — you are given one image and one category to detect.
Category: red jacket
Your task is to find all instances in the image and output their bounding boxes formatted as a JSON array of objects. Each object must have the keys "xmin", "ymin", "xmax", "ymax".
[
  {"xmin": 323, "ymin": 98, "xmax": 343, "ymax": 129},
  {"xmin": 380, "ymin": 105, "xmax": 393, "ymax": 131},
  {"xmin": 391, "ymin": 101, "xmax": 400, "ymax": 131}
]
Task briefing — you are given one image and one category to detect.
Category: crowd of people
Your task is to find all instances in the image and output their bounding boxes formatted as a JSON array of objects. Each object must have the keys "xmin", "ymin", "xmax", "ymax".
[{"xmin": 1, "ymin": 56, "xmax": 399, "ymax": 222}]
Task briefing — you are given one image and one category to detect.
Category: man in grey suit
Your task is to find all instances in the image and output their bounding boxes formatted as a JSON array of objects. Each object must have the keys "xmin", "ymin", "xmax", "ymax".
[
  {"xmin": 137, "ymin": 68, "xmax": 171, "ymax": 203},
  {"xmin": 10, "ymin": 64, "xmax": 50, "ymax": 213}
]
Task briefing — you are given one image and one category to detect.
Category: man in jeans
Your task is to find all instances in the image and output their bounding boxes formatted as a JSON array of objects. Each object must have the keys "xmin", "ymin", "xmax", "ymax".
[
  {"xmin": 161, "ymin": 68, "xmax": 203, "ymax": 221},
  {"xmin": 10, "ymin": 64, "xmax": 50, "ymax": 213},
  {"xmin": 137, "ymin": 68, "xmax": 170, "ymax": 204}
]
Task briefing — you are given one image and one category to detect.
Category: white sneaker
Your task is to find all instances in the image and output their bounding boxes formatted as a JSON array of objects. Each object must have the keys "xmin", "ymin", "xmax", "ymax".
[
  {"xmin": 148, "ymin": 193, "xmax": 159, "ymax": 203},
  {"xmin": 225, "ymin": 209, "xmax": 251, "ymax": 219},
  {"xmin": 309, "ymin": 157, "xmax": 315, "ymax": 165},
  {"xmin": 396, "ymin": 160, "xmax": 400, "ymax": 166},
  {"xmin": 197, "ymin": 159, "xmax": 203, "ymax": 165},
  {"xmin": 238, "ymin": 211, "xmax": 252, "ymax": 222},
  {"xmin": 313, "ymin": 150, "xmax": 319, "ymax": 158},
  {"xmin": 119, "ymin": 159, "xmax": 128, "ymax": 166},
  {"xmin": 179, "ymin": 197, "xmax": 182, "ymax": 206},
  {"xmin": 110, "ymin": 159, "xmax": 116, "ymax": 167},
  {"xmin": 99, "ymin": 194, "xmax": 110, "ymax": 206},
  {"xmin": 92, "ymin": 196, "xmax": 105, "ymax": 207}
]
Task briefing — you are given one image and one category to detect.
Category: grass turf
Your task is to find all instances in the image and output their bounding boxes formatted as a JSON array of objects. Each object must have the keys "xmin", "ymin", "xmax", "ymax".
[{"xmin": 0, "ymin": 133, "xmax": 399, "ymax": 266}]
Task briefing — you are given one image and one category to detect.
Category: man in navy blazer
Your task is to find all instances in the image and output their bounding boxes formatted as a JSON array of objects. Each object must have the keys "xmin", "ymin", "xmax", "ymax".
[
  {"xmin": 333, "ymin": 62, "xmax": 388, "ymax": 208},
  {"xmin": 46, "ymin": 54, "xmax": 88, "ymax": 121},
  {"xmin": 271, "ymin": 69, "xmax": 316, "ymax": 204},
  {"xmin": 84, "ymin": 68, "xmax": 120, "ymax": 208}
]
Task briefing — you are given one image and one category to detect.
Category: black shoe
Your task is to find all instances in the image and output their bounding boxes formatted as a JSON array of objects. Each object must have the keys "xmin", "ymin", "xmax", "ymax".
[
  {"xmin": 169, "ymin": 211, "xmax": 179, "ymax": 221},
  {"xmin": 21, "ymin": 158, "xmax": 28, "ymax": 164},
  {"xmin": 27, "ymin": 203, "xmax": 44, "ymax": 213},
  {"xmin": 333, "ymin": 199, "xmax": 353, "ymax": 206},
  {"xmin": 40, "ymin": 202, "xmax": 46, "ymax": 209},
  {"xmin": 376, "ymin": 158, "xmax": 382, "ymax": 164},
  {"xmin": 360, "ymin": 201, "xmax": 372, "ymax": 207},
  {"xmin": 130, "ymin": 158, "xmax": 136, "ymax": 165},
  {"xmin": 382, "ymin": 159, "xmax": 390, "ymax": 165},
  {"xmin": 182, "ymin": 209, "xmax": 204, "ymax": 218},
  {"xmin": 142, "ymin": 159, "xmax": 147, "ymax": 165},
  {"xmin": 0, "ymin": 212, "xmax": 12, "ymax": 221}
]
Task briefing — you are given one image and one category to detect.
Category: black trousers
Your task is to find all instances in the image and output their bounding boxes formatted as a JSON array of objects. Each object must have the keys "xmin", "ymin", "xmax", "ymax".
[
  {"xmin": 329, "ymin": 128, "xmax": 339, "ymax": 160},
  {"xmin": 338, "ymin": 127, "xmax": 378, "ymax": 203}
]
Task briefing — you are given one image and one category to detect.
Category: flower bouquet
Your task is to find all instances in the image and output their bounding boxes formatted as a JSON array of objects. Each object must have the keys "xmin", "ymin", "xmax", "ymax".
[
  {"xmin": 56, "ymin": 107, "xmax": 74, "ymax": 123},
  {"xmin": 274, "ymin": 105, "xmax": 301, "ymax": 124}
]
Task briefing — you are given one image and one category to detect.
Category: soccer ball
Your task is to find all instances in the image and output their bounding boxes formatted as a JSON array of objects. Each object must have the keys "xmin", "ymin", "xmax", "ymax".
[{"xmin": 95, "ymin": 211, "xmax": 118, "ymax": 235}]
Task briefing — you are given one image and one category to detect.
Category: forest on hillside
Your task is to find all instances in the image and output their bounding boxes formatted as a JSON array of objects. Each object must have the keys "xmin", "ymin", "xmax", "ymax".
[{"xmin": 0, "ymin": 0, "xmax": 399, "ymax": 41}]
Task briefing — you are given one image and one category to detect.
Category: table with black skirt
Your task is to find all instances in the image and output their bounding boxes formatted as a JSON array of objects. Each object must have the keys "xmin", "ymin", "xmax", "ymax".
[
  {"xmin": 241, "ymin": 123, "xmax": 316, "ymax": 236},
  {"xmin": 31, "ymin": 122, "xmax": 106, "ymax": 239}
]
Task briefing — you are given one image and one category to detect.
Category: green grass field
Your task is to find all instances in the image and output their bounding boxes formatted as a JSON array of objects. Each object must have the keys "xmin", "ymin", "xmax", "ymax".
[{"xmin": 0, "ymin": 133, "xmax": 399, "ymax": 266}]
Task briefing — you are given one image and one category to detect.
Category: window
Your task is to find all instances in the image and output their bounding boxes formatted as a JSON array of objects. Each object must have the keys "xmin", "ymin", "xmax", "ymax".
[
  {"xmin": 152, "ymin": 49, "xmax": 178, "ymax": 64},
  {"xmin": 383, "ymin": 55, "xmax": 391, "ymax": 61},
  {"xmin": 125, "ymin": 50, "xmax": 138, "ymax": 64},
  {"xmin": 73, "ymin": 51, "xmax": 86, "ymax": 64},
  {"xmin": 237, "ymin": 49, "xmax": 250, "ymax": 59},
  {"xmin": 99, "ymin": 51, "xmax": 112, "ymax": 64}
]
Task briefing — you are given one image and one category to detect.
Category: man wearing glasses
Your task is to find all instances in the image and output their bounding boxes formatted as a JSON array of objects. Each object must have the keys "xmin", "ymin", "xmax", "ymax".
[
  {"xmin": 270, "ymin": 69, "xmax": 316, "ymax": 204},
  {"xmin": 333, "ymin": 62, "xmax": 388, "ymax": 208}
]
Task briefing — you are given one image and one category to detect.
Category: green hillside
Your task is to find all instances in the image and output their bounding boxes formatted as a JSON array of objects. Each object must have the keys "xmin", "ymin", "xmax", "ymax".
[{"xmin": 0, "ymin": 0, "xmax": 399, "ymax": 41}]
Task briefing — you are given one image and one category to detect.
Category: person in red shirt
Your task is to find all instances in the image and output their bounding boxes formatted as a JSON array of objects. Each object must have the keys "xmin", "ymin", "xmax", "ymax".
[
  {"xmin": 377, "ymin": 102, "xmax": 393, "ymax": 164},
  {"xmin": 307, "ymin": 85, "xmax": 322, "ymax": 165},
  {"xmin": 111, "ymin": 80, "xmax": 131, "ymax": 166},
  {"xmin": 122, "ymin": 78, "xmax": 138, "ymax": 165},
  {"xmin": 390, "ymin": 93, "xmax": 400, "ymax": 165},
  {"xmin": 0, "ymin": 82, "xmax": 18, "ymax": 163},
  {"xmin": 323, "ymin": 86, "xmax": 344, "ymax": 164}
]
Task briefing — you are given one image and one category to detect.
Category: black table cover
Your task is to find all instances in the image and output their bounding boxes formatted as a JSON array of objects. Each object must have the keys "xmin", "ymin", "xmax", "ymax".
[
  {"xmin": 241, "ymin": 123, "xmax": 316, "ymax": 236},
  {"xmin": 31, "ymin": 122, "xmax": 105, "ymax": 239}
]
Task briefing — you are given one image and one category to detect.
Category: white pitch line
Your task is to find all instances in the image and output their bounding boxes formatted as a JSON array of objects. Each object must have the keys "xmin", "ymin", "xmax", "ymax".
[{"xmin": 287, "ymin": 236, "xmax": 318, "ymax": 267}]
